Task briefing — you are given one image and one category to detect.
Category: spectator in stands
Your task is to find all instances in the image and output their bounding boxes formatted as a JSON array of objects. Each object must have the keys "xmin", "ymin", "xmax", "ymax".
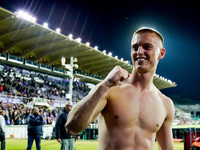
[
  {"xmin": 6, "ymin": 118, "xmax": 11, "ymax": 125},
  {"xmin": 0, "ymin": 82, "xmax": 3, "ymax": 93},
  {"xmin": 14, "ymin": 109, "xmax": 21, "ymax": 125},
  {"xmin": 26, "ymin": 107, "xmax": 43, "ymax": 150},
  {"xmin": 0, "ymin": 110, "xmax": 5, "ymax": 150},
  {"xmin": 55, "ymin": 102, "xmax": 75, "ymax": 150}
]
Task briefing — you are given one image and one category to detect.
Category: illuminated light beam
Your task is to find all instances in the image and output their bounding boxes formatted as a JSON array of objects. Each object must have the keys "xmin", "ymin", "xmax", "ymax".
[{"xmin": 16, "ymin": 10, "xmax": 37, "ymax": 23}]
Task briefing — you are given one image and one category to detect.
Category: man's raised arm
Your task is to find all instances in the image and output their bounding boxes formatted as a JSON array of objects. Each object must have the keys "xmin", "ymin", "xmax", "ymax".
[{"xmin": 65, "ymin": 66, "xmax": 129, "ymax": 135}]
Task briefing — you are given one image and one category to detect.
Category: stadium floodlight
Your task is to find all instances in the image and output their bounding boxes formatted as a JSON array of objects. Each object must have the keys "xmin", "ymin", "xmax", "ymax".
[
  {"xmin": 102, "ymin": 50, "xmax": 106, "ymax": 55},
  {"xmin": 86, "ymin": 42, "xmax": 90, "ymax": 47},
  {"xmin": 43, "ymin": 22, "xmax": 48, "ymax": 28},
  {"xmin": 31, "ymin": 17, "xmax": 37, "ymax": 23},
  {"xmin": 75, "ymin": 38, "xmax": 81, "ymax": 43},
  {"xmin": 61, "ymin": 57, "xmax": 66, "ymax": 66},
  {"xmin": 61, "ymin": 56, "xmax": 78, "ymax": 103},
  {"xmin": 108, "ymin": 52, "xmax": 112, "ymax": 57},
  {"xmin": 16, "ymin": 10, "xmax": 25, "ymax": 18},
  {"xmin": 68, "ymin": 34, "xmax": 73, "ymax": 40},
  {"xmin": 94, "ymin": 46, "xmax": 98, "ymax": 50},
  {"xmin": 168, "ymin": 80, "xmax": 172, "ymax": 84},
  {"xmin": 16, "ymin": 10, "xmax": 36, "ymax": 22},
  {"xmin": 65, "ymin": 64, "xmax": 73, "ymax": 71},
  {"xmin": 115, "ymin": 56, "xmax": 118, "ymax": 59},
  {"xmin": 120, "ymin": 58, "xmax": 124, "ymax": 61},
  {"xmin": 73, "ymin": 57, "xmax": 78, "ymax": 63},
  {"xmin": 124, "ymin": 60, "xmax": 129, "ymax": 64},
  {"xmin": 160, "ymin": 76, "xmax": 164, "ymax": 80},
  {"xmin": 56, "ymin": 28, "xmax": 61, "ymax": 33},
  {"xmin": 74, "ymin": 64, "xmax": 79, "ymax": 69}
]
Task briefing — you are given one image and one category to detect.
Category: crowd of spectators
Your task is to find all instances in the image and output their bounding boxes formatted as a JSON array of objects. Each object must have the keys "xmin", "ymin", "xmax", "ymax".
[
  {"xmin": 0, "ymin": 102, "xmax": 99, "ymax": 126},
  {"xmin": 0, "ymin": 64, "xmax": 94, "ymax": 125},
  {"xmin": 0, "ymin": 65, "xmax": 91, "ymax": 103},
  {"xmin": 0, "ymin": 103, "xmax": 61, "ymax": 126}
]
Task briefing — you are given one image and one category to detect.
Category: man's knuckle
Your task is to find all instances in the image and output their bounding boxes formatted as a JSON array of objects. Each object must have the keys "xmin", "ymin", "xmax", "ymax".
[{"xmin": 115, "ymin": 65, "xmax": 121, "ymax": 69}]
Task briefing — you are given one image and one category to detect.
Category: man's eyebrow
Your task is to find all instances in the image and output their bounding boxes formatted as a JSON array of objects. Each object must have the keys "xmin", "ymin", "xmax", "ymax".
[
  {"xmin": 142, "ymin": 43, "xmax": 153, "ymax": 46},
  {"xmin": 132, "ymin": 43, "xmax": 153, "ymax": 47},
  {"xmin": 143, "ymin": 43, "xmax": 154, "ymax": 47},
  {"xmin": 131, "ymin": 43, "xmax": 138, "ymax": 48}
]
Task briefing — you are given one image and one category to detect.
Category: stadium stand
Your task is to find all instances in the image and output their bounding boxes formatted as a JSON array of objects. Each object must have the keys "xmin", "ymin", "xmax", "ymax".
[
  {"xmin": 0, "ymin": 64, "xmax": 89, "ymax": 101},
  {"xmin": 0, "ymin": 63, "xmax": 94, "ymax": 125}
]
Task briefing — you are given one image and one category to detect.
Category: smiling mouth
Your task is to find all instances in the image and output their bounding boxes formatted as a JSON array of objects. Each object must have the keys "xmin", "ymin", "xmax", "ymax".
[{"xmin": 135, "ymin": 57, "xmax": 148, "ymax": 61}]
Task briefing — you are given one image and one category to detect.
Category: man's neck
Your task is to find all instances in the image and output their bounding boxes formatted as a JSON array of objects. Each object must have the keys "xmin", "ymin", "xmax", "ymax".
[{"xmin": 130, "ymin": 70, "xmax": 155, "ymax": 91}]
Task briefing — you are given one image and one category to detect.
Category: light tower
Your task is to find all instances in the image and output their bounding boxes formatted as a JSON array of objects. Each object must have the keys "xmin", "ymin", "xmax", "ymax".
[{"xmin": 61, "ymin": 56, "xmax": 78, "ymax": 103}]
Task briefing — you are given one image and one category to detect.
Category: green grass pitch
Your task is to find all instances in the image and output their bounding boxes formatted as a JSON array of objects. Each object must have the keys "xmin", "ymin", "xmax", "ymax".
[
  {"xmin": 5, "ymin": 124, "xmax": 200, "ymax": 150},
  {"xmin": 5, "ymin": 138, "xmax": 183, "ymax": 150},
  {"xmin": 172, "ymin": 124, "xmax": 200, "ymax": 129}
]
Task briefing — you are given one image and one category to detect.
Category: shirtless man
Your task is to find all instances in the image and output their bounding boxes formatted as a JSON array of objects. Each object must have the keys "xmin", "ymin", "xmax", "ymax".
[{"xmin": 65, "ymin": 27, "xmax": 175, "ymax": 150}]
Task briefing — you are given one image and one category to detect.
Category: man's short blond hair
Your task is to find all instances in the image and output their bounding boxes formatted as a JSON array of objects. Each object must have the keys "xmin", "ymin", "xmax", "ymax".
[{"xmin": 133, "ymin": 27, "xmax": 164, "ymax": 47}]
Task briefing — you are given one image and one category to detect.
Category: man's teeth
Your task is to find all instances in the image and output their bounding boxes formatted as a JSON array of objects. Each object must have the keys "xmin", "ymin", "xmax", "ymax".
[{"xmin": 137, "ymin": 58, "xmax": 146, "ymax": 61}]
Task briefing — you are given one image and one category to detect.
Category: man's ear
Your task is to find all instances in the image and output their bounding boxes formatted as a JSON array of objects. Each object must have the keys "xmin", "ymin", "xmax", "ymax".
[{"xmin": 158, "ymin": 48, "xmax": 166, "ymax": 60}]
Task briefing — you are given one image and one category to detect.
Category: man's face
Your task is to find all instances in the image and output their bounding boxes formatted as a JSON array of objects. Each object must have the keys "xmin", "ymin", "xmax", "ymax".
[
  {"xmin": 66, "ymin": 104, "xmax": 72, "ymax": 112},
  {"xmin": 33, "ymin": 108, "xmax": 39, "ymax": 115},
  {"xmin": 131, "ymin": 32, "xmax": 165, "ymax": 74}
]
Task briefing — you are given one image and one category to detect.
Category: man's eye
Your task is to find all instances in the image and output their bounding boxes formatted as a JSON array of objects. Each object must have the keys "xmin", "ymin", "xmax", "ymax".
[
  {"xmin": 132, "ymin": 46, "xmax": 138, "ymax": 51},
  {"xmin": 143, "ymin": 45, "xmax": 151, "ymax": 50}
]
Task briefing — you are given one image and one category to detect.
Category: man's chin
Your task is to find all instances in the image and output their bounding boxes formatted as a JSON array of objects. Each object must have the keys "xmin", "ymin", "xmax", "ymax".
[{"xmin": 136, "ymin": 66, "xmax": 149, "ymax": 74}]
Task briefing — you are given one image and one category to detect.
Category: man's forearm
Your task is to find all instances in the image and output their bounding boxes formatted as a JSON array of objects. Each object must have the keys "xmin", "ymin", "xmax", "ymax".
[{"xmin": 65, "ymin": 81, "xmax": 110, "ymax": 135}]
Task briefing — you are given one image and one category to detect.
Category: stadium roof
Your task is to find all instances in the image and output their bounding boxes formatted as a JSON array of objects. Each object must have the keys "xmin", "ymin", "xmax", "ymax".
[
  {"xmin": 175, "ymin": 104, "xmax": 200, "ymax": 112},
  {"xmin": 0, "ymin": 7, "xmax": 176, "ymax": 89}
]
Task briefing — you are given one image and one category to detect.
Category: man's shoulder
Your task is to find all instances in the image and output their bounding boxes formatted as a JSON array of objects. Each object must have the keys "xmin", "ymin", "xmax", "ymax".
[
  {"xmin": 158, "ymin": 91, "xmax": 174, "ymax": 112},
  {"xmin": 107, "ymin": 84, "xmax": 127, "ymax": 98},
  {"xmin": 58, "ymin": 111, "xmax": 67, "ymax": 118},
  {"xmin": 161, "ymin": 92, "xmax": 173, "ymax": 102},
  {"xmin": 109, "ymin": 83, "xmax": 133, "ymax": 92},
  {"xmin": 38, "ymin": 114, "xmax": 43, "ymax": 119}
]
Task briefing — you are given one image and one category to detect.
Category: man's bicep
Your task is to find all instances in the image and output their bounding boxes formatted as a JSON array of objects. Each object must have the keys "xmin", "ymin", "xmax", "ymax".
[
  {"xmin": 90, "ymin": 86, "xmax": 114, "ymax": 123},
  {"xmin": 91, "ymin": 94, "xmax": 108, "ymax": 123}
]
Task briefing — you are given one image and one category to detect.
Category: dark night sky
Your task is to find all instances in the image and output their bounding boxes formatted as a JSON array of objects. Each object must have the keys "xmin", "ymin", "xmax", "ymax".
[{"xmin": 0, "ymin": 0, "xmax": 200, "ymax": 101}]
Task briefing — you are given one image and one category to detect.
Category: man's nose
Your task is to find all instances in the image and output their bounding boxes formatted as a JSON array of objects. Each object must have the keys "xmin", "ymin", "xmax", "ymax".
[{"xmin": 137, "ymin": 46, "xmax": 144, "ymax": 55}]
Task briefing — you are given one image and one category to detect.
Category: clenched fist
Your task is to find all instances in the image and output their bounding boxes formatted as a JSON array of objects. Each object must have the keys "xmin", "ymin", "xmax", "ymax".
[{"xmin": 104, "ymin": 65, "xmax": 130, "ymax": 87}]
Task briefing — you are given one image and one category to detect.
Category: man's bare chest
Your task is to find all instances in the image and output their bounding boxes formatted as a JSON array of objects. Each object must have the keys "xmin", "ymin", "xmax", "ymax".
[{"xmin": 102, "ymin": 90, "xmax": 167, "ymax": 132}]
